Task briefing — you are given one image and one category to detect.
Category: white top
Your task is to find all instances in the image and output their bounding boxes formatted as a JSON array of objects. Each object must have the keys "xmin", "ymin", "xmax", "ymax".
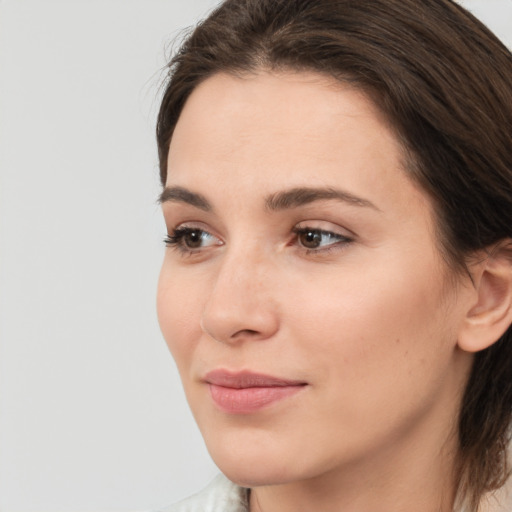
[{"xmin": 157, "ymin": 475, "xmax": 249, "ymax": 512}]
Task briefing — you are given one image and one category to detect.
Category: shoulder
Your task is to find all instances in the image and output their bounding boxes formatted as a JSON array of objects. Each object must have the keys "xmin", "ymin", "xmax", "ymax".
[{"xmin": 155, "ymin": 474, "xmax": 250, "ymax": 512}]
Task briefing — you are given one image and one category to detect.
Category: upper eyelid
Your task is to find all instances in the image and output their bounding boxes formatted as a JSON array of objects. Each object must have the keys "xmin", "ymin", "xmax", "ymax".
[
  {"xmin": 171, "ymin": 225, "xmax": 221, "ymax": 240},
  {"xmin": 293, "ymin": 221, "xmax": 356, "ymax": 238},
  {"xmin": 170, "ymin": 221, "xmax": 217, "ymax": 234}
]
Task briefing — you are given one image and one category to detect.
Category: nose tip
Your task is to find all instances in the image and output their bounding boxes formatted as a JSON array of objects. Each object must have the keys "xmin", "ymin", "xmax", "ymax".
[
  {"xmin": 201, "ymin": 301, "xmax": 278, "ymax": 343},
  {"xmin": 200, "ymin": 263, "xmax": 279, "ymax": 344}
]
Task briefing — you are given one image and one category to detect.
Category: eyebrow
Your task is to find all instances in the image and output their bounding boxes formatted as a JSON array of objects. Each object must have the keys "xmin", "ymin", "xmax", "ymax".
[
  {"xmin": 265, "ymin": 187, "xmax": 379, "ymax": 211},
  {"xmin": 158, "ymin": 185, "xmax": 379, "ymax": 212},
  {"xmin": 158, "ymin": 186, "xmax": 212, "ymax": 211}
]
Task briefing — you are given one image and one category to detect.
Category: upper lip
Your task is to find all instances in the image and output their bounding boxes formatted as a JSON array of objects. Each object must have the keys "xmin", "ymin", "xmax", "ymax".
[{"xmin": 204, "ymin": 369, "xmax": 307, "ymax": 389}]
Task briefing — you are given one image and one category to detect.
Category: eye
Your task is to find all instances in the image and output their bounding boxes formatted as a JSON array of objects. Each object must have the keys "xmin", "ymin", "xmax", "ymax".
[
  {"xmin": 165, "ymin": 226, "xmax": 222, "ymax": 252},
  {"xmin": 293, "ymin": 226, "xmax": 353, "ymax": 251}
]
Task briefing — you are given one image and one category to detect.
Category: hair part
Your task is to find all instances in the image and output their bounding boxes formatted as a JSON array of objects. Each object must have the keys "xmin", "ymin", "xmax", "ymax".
[{"xmin": 156, "ymin": 1, "xmax": 512, "ymax": 508}]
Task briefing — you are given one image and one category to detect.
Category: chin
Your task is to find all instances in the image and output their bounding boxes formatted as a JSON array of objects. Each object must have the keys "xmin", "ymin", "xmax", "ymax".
[
  {"xmin": 209, "ymin": 442, "xmax": 335, "ymax": 490},
  {"xmin": 218, "ymin": 461, "xmax": 297, "ymax": 488},
  {"xmin": 205, "ymin": 436, "xmax": 303, "ymax": 487}
]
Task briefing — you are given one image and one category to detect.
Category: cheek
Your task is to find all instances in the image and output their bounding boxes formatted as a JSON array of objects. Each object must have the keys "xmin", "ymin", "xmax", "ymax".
[
  {"xmin": 157, "ymin": 262, "xmax": 205, "ymax": 367},
  {"xmin": 284, "ymin": 249, "xmax": 454, "ymax": 396},
  {"xmin": 274, "ymin": 260, "xmax": 459, "ymax": 459}
]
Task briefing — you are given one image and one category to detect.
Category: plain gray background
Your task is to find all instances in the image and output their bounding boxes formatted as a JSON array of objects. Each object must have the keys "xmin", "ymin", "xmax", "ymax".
[{"xmin": 0, "ymin": 1, "xmax": 511, "ymax": 510}]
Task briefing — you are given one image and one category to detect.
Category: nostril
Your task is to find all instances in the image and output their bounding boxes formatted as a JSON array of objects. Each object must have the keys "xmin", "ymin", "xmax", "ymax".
[{"xmin": 231, "ymin": 328, "xmax": 260, "ymax": 338}]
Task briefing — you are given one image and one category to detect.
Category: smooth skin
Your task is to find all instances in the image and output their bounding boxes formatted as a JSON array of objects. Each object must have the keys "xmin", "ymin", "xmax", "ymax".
[{"xmin": 157, "ymin": 71, "xmax": 512, "ymax": 512}]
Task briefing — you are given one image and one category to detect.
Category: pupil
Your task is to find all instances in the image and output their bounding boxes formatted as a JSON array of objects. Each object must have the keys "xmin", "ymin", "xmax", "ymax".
[
  {"xmin": 301, "ymin": 230, "xmax": 321, "ymax": 248},
  {"xmin": 186, "ymin": 230, "xmax": 202, "ymax": 248}
]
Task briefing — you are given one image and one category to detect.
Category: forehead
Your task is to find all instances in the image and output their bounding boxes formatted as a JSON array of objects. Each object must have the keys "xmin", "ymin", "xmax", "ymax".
[
  {"xmin": 169, "ymin": 71, "xmax": 397, "ymax": 163},
  {"xmin": 168, "ymin": 71, "xmax": 424, "ymax": 214}
]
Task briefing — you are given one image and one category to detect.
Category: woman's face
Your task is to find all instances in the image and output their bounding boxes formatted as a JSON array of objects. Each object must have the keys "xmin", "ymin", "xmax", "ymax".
[{"xmin": 157, "ymin": 72, "xmax": 474, "ymax": 487}]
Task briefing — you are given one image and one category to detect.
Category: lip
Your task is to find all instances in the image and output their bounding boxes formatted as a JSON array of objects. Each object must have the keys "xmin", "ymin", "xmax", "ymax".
[{"xmin": 204, "ymin": 370, "xmax": 307, "ymax": 414}]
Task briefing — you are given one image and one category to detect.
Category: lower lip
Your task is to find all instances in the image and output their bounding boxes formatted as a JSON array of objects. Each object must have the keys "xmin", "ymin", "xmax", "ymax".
[{"xmin": 208, "ymin": 384, "xmax": 305, "ymax": 414}]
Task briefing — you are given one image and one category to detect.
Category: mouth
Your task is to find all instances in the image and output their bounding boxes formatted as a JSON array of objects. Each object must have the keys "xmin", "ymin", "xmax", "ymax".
[{"xmin": 204, "ymin": 369, "xmax": 308, "ymax": 414}]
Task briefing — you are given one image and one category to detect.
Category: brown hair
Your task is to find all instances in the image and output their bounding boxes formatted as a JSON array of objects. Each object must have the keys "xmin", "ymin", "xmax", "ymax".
[{"xmin": 156, "ymin": 0, "xmax": 512, "ymax": 508}]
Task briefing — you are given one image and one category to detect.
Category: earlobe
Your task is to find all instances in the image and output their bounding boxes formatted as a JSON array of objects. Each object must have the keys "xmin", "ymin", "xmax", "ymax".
[{"xmin": 458, "ymin": 241, "xmax": 512, "ymax": 353}]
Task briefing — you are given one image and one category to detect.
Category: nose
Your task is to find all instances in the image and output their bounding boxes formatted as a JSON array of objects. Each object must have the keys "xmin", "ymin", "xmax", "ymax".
[{"xmin": 200, "ymin": 249, "xmax": 280, "ymax": 344}]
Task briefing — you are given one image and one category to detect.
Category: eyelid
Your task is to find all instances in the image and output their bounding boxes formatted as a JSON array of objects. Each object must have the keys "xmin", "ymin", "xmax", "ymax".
[
  {"xmin": 169, "ymin": 221, "xmax": 221, "ymax": 239},
  {"xmin": 293, "ymin": 220, "xmax": 356, "ymax": 238}
]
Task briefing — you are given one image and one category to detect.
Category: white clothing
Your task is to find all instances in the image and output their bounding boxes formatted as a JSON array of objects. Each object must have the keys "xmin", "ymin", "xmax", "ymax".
[{"xmin": 157, "ymin": 475, "xmax": 249, "ymax": 512}]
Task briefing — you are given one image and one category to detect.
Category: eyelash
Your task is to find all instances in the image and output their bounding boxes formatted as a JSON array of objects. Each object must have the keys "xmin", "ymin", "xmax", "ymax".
[
  {"xmin": 164, "ymin": 227, "xmax": 219, "ymax": 254},
  {"xmin": 164, "ymin": 226, "xmax": 354, "ymax": 255}
]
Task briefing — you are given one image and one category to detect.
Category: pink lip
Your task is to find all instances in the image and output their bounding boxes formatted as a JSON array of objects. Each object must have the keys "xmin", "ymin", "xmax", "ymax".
[{"xmin": 204, "ymin": 370, "xmax": 307, "ymax": 414}]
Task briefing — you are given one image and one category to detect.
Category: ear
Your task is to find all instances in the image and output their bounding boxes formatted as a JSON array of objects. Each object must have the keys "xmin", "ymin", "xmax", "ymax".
[{"xmin": 457, "ymin": 241, "xmax": 512, "ymax": 353}]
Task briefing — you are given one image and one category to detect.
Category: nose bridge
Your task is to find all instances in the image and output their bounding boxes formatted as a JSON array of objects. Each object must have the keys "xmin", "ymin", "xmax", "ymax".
[{"xmin": 201, "ymin": 241, "xmax": 279, "ymax": 343}]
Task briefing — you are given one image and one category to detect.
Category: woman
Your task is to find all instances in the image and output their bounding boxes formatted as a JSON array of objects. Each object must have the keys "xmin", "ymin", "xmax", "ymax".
[{"xmin": 155, "ymin": 0, "xmax": 512, "ymax": 510}]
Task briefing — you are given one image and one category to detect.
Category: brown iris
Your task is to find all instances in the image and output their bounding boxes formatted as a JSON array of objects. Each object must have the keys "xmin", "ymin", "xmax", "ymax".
[{"xmin": 298, "ymin": 230, "xmax": 324, "ymax": 249}]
